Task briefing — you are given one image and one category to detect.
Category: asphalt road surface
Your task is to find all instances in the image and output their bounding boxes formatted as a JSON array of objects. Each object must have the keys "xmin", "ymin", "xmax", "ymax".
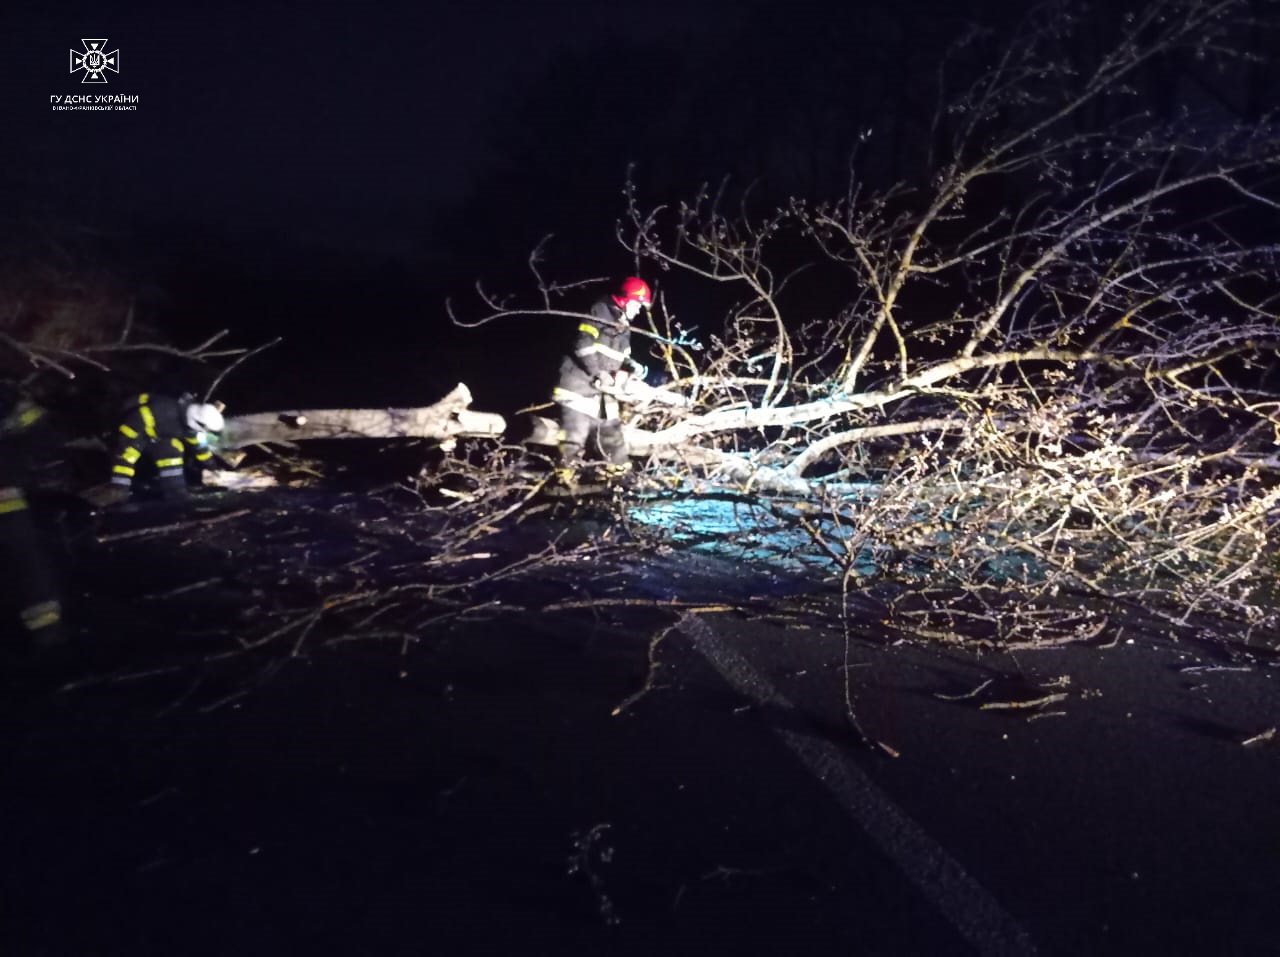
[{"xmin": 3, "ymin": 501, "xmax": 1279, "ymax": 956}]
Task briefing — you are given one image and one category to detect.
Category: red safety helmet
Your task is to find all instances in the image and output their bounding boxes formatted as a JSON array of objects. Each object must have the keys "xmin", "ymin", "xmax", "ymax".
[{"xmin": 612, "ymin": 276, "xmax": 653, "ymax": 310}]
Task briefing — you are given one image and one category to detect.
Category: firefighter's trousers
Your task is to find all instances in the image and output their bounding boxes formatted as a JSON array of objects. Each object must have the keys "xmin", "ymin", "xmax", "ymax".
[
  {"xmin": 555, "ymin": 390, "xmax": 628, "ymax": 466},
  {"xmin": 112, "ymin": 435, "xmax": 190, "ymax": 499}
]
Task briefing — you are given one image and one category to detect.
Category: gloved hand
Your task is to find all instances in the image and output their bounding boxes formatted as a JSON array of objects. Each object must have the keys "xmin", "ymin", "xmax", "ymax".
[
  {"xmin": 628, "ymin": 360, "xmax": 648, "ymax": 382},
  {"xmin": 614, "ymin": 370, "xmax": 643, "ymax": 399}
]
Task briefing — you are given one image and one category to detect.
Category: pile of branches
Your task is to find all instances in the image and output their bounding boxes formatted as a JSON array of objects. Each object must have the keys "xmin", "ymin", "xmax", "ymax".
[{"xmin": 458, "ymin": 0, "xmax": 1280, "ymax": 648}]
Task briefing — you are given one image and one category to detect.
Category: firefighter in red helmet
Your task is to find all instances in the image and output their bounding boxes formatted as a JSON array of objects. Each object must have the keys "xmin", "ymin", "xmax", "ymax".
[{"xmin": 551, "ymin": 277, "xmax": 652, "ymax": 484}]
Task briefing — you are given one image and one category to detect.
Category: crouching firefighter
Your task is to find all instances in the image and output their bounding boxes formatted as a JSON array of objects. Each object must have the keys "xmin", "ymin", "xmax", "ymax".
[
  {"xmin": 108, "ymin": 393, "xmax": 225, "ymax": 501},
  {"xmin": 551, "ymin": 276, "xmax": 652, "ymax": 484},
  {"xmin": 0, "ymin": 387, "xmax": 66, "ymax": 648}
]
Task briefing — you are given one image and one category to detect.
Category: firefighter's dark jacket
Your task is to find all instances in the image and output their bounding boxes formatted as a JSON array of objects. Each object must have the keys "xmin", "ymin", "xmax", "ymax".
[
  {"xmin": 556, "ymin": 298, "xmax": 633, "ymax": 399},
  {"xmin": 0, "ymin": 387, "xmax": 56, "ymax": 489},
  {"xmin": 111, "ymin": 393, "xmax": 213, "ymax": 487}
]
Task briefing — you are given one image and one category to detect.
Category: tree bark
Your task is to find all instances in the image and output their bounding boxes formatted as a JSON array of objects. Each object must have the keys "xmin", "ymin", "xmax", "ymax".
[{"xmin": 218, "ymin": 383, "xmax": 505, "ymax": 450}]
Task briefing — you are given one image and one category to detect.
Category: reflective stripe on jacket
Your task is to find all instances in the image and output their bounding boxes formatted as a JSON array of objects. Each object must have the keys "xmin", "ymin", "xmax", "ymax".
[
  {"xmin": 0, "ymin": 485, "xmax": 27, "ymax": 514},
  {"xmin": 20, "ymin": 599, "xmax": 61, "ymax": 632},
  {"xmin": 556, "ymin": 298, "xmax": 632, "ymax": 401}
]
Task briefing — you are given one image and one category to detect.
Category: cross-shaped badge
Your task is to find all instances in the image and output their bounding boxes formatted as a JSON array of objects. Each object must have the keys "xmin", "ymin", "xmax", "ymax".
[{"xmin": 70, "ymin": 39, "xmax": 119, "ymax": 84}]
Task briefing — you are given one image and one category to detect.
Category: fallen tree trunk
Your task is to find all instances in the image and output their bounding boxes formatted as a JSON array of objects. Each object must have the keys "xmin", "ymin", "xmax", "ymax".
[
  {"xmin": 525, "ymin": 413, "xmax": 863, "ymax": 496},
  {"xmin": 218, "ymin": 383, "xmax": 506, "ymax": 450}
]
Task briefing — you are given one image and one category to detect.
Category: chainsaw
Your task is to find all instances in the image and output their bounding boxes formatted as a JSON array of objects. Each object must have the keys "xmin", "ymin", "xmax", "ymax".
[{"xmin": 593, "ymin": 373, "xmax": 691, "ymax": 408}]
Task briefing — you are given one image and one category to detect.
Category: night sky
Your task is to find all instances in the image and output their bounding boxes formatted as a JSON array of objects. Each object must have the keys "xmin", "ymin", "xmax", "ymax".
[
  {"xmin": 9, "ymin": 2, "xmax": 725, "ymax": 243},
  {"xmin": 5, "ymin": 0, "xmax": 742, "ymax": 258},
  {"xmin": 6, "ymin": 0, "xmax": 1275, "ymax": 412},
  {"xmin": 6, "ymin": 1, "xmax": 753, "ymax": 410}
]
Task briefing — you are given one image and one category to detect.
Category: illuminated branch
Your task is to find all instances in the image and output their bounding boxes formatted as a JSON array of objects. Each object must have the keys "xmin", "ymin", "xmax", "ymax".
[{"xmin": 451, "ymin": 0, "xmax": 1280, "ymax": 650}]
